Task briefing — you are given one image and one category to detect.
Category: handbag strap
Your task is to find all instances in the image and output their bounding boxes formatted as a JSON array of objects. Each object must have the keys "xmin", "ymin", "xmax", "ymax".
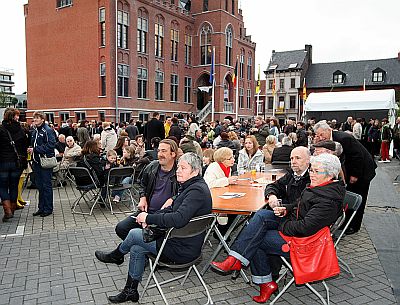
[{"xmin": 1, "ymin": 126, "xmax": 20, "ymax": 161}]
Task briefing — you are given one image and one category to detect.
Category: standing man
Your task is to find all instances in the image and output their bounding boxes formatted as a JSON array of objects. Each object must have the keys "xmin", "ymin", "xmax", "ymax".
[
  {"xmin": 114, "ymin": 139, "xmax": 180, "ymax": 240},
  {"xmin": 77, "ymin": 120, "xmax": 90, "ymax": 147},
  {"xmin": 341, "ymin": 116, "xmax": 353, "ymax": 132},
  {"xmin": 314, "ymin": 121, "xmax": 376, "ymax": 234},
  {"xmin": 295, "ymin": 122, "xmax": 308, "ymax": 147},
  {"xmin": 392, "ymin": 117, "xmax": 400, "ymax": 159},
  {"xmin": 164, "ymin": 116, "xmax": 172, "ymax": 138},
  {"xmin": 125, "ymin": 118, "xmax": 139, "ymax": 140},
  {"xmin": 144, "ymin": 112, "xmax": 165, "ymax": 150},
  {"xmin": 250, "ymin": 116, "xmax": 270, "ymax": 147}
]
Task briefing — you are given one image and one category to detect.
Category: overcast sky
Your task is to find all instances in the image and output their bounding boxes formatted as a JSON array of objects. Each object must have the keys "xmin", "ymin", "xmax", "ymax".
[{"xmin": 1, "ymin": 0, "xmax": 399, "ymax": 93}]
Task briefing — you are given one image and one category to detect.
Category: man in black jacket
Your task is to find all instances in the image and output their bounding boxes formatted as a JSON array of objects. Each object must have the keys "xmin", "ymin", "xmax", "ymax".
[
  {"xmin": 114, "ymin": 139, "xmax": 179, "ymax": 240},
  {"xmin": 295, "ymin": 122, "xmax": 308, "ymax": 147},
  {"xmin": 144, "ymin": 112, "xmax": 165, "ymax": 149},
  {"xmin": 314, "ymin": 120, "xmax": 377, "ymax": 234}
]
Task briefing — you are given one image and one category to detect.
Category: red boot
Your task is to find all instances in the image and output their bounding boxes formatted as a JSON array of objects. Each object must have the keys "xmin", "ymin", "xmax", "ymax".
[
  {"xmin": 211, "ymin": 256, "xmax": 242, "ymax": 273},
  {"xmin": 252, "ymin": 281, "xmax": 278, "ymax": 303}
]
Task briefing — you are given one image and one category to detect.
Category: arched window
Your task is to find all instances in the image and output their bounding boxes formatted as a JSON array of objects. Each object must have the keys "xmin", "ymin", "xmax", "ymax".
[
  {"xmin": 137, "ymin": 9, "xmax": 148, "ymax": 53},
  {"xmin": 225, "ymin": 25, "xmax": 233, "ymax": 66},
  {"xmin": 170, "ymin": 21, "xmax": 179, "ymax": 61},
  {"xmin": 200, "ymin": 24, "xmax": 212, "ymax": 65},
  {"xmin": 154, "ymin": 15, "xmax": 164, "ymax": 57}
]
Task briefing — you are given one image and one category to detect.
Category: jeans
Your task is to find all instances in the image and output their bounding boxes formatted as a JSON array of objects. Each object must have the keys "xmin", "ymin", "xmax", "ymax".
[
  {"xmin": 115, "ymin": 216, "xmax": 142, "ymax": 240},
  {"xmin": 0, "ymin": 162, "xmax": 22, "ymax": 202},
  {"xmin": 119, "ymin": 228, "xmax": 158, "ymax": 281},
  {"xmin": 32, "ymin": 162, "xmax": 54, "ymax": 214},
  {"xmin": 112, "ymin": 176, "xmax": 132, "ymax": 198},
  {"xmin": 230, "ymin": 209, "xmax": 289, "ymax": 284}
]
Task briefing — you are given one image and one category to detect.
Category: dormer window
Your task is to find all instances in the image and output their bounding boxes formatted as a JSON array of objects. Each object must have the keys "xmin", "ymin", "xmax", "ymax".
[
  {"xmin": 333, "ymin": 70, "xmax": 345, "ymax": 84},
  {"xmin": 372, "ymin": 68, "xmax": 385, "ymax": 82}
]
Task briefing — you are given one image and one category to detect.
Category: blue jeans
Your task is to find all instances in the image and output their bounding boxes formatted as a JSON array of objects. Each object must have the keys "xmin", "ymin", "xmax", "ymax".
[
  {"xmin": 230, "ymin": 209, "xmax": 289, "ymax": 284},
  {"xmin": 119, "ymin": 228, "xmax": 158, "ymax": 281},
  {"xmin": 112, "ymin": 176, "xmax": 132, "ymax": 198},
  {"xmin": 32, "ymin": 162, "xmax": 54, "ymax": 214},
  {"xmin": 0, "ymin": 162, "xmax": 22, "ymax": 202}
]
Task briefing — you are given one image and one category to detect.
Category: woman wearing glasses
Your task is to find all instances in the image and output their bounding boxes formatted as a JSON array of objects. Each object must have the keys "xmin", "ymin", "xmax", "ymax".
[
  {"xmin": 203, "ymin": 147, "xmax": 238, "ymax": 188},
  {"xmin": 212, "ymin": 153, "xmax": 345, "ymax": 303}
]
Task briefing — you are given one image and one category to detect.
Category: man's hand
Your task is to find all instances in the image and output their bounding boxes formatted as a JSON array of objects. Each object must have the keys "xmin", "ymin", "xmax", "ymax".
[
  {"xmin": 267, "ymin": 194, "xmax": 279, "ymax": 208},
  {"xmin": 160, "ymin": 198, "xmax": 173, "ymax": 210},
  {"xmin": 273, "ymin": 206, "xmax": 286, "ymax": 217},
  {"xmin": 137, "ymin": 197, "xmax": 148, "ymax": 212},
  {"xmin": 136, "ymin": 212, "xmax": 148, "ymax": 228},
  {"xmin": 349, "ymin": 176, "xmax": 358, "ymax": 184}
]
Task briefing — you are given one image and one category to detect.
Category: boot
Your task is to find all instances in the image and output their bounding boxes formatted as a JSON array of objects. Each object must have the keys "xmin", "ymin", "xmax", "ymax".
[
  {"xmin": 2, "ymin": 200, "xmax": 13, "ymax": 222},
  {"xmin": 252, "ymin": 281, "xmax": 278, "ymax": 303},
  {"xmin": 17, "ymin": 175, "xmax": 27, "ymax": 205},
  {"xmin": 95, "ymin": 244, "xmax": 124, "ymax": 265},
  {"xmin": 108, "ymin": 274, "xmax": 139, "ymax": 303},
  {"xmin": 211, "ymin": 256, "xmax": 242, "ymax": 273}
]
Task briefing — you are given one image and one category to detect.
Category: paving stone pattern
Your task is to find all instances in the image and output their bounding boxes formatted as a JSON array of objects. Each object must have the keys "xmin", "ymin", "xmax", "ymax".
[{"xmin": 0, "ymin": 182, "xmax": 397, "ymax": 304}]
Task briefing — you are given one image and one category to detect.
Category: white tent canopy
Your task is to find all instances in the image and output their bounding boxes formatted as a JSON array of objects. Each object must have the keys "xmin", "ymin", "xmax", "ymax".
[{"xmin": 305, "ymin": 89, "xmax": 397, "ymax": 124}]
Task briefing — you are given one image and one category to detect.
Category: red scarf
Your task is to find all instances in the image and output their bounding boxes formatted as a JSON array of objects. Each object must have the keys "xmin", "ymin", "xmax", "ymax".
[{"xmin": 218, "ymin": 162, "xmax": 231, "ymax": 178}]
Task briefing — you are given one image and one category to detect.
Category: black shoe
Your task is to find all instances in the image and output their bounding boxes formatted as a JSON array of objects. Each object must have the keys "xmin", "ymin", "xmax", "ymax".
[
  {"xmin": 345, "ymin": 227, "xmax": 358, "ymax": 235},
  {"xmin": 108, "ymin": 275, "xmax": 139, "ymax": 303},
  {"xmin": 95, "ymin": 246, "xmax": 124, "ymax": 265},
  {"xmin": 27, "ymin": 184, "xmax": 37, "ymax": 189},
  {"xmin": 33, "ymin": 210, "xmax": 43, "ymax": 216},
  {"xmin": 40, "ymin": 212, "xmax": 52, "ymax": 217}
]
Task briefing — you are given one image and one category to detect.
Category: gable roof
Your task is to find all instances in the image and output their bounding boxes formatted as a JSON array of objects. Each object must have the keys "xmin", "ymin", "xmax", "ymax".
[
  {"xmin": 267, "ymin": 49, "xmax": 308, "ymax": 72},
  {"xmin": 306, "ymin": 58, "xmax": 400, "ymax": 88}
]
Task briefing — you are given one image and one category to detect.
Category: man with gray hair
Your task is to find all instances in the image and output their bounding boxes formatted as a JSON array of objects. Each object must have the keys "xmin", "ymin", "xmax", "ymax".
[{"xmin": 314, "ymin": 120, "xmax": 376, "ymax": 235}]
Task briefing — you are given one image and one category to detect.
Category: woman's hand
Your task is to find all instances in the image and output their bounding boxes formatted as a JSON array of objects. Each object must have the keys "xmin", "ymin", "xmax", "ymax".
[
  {"xmin": 228, "ymin": 176, "xmax": 238, "ymax": 184},
  {"xmin": 160, "ymin": 198, "xmax": 173, "ymax": 210},
  {"xmin": 136, "ymin": 212, "xmax": 148, "ymax": 228},
  {"xmin": 27, "ymin": 147, "xmax": 34, "ymax": 154},
  {"xmin": 273, "ymin": 206, "xmax": 286, "ymax": 217}
]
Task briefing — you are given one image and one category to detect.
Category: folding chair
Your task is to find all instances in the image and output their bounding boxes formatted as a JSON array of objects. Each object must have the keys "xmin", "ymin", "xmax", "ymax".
[
  {"xmin": 333, "ymin": 191, "xmax": 362, "ymax": 277},
  {"xmin": 68, "ymin": 166, "xmax": 106, "ymax": 215},
  {"xmin": 141, "ymin": 214, "xmax": 217, "ymax": 305},
  {"xmin": 105, "ymin": 167, "xmax": 136, "ymax": 214}
]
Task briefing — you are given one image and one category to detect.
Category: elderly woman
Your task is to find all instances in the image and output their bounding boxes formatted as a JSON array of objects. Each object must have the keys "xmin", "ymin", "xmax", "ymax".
[
  {"xmin": 94, "ymin": 153, "xmax": 212, "ymax": 303},
  {"xmin": 0, "ymin": 108, "xmax": 29, "ymax": 221},
  {"xmin": 237, "ymin": 135, "xmax": 264, "ymax": 174},
  {"xmin": 203, "ymin": 147, "xmax": 238, "ymax": 188},
  {"xmin": 212, "ymin": 153, "xmax": 345, "ymax": 303},
  {"xmin": 263, "ymin": 135, "xmax": 277, "ymax": 164},
  {"xmin": 60, "ymin": 136, "xmax": 82, "ymax": 169}
]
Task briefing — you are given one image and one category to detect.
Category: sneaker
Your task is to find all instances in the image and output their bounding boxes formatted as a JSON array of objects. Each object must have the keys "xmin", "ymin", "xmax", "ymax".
[
  {"xmin": 113, "ymin": 195, "xmax": 121, "ymax": 203},
  {"xmin": 378, "ymin": 160, "xmax": 385, "ymax": 163},
  {"xmin": 384, "ymin": 160, "xmax": 391, "ymax": 163}
]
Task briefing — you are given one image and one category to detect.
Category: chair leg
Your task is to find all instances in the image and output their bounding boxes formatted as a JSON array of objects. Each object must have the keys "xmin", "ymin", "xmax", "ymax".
[
  {"xmin": 305, "ymin": 282, "xmax": 328, "ymax": 305},
  {"xmin": 193, "ymin": 266, "xmax": 214, "ymax": 305},
  {"xmin": 270, "ymin": 277, "xmax": 295, "ymax": 305},
  {"xmin": 181, "ymin": 266, "xmax": 193, "ymax": 286},
  {"xmin": 338, "ymin": 256, "xmax": 355, "ymax": 277}
]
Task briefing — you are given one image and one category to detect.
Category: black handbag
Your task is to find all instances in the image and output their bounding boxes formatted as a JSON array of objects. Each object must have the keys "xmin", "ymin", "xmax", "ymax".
[
  {"xmin": 2, "ymin": 126, "xmax": 28, "ymax": 170},
  {"xmin": 142, "ymin": 225, "xmax": 168, "ymax": 243}
]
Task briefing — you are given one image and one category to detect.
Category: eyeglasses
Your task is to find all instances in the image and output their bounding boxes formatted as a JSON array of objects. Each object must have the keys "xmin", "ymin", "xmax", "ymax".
[
  {"xmin": 225, "ymin": 156, "xmax": 234, "ymax": 161},
  {"xmin": 309, "ymin": 168, "xmax": 328, "ymax": 175}
]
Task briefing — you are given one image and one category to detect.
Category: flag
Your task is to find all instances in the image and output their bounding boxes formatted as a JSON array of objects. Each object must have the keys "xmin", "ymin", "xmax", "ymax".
[
  {"xmin": 255, "ymin": 64, "xmax": 261, "ymax": 94},
  {"xmin": 209, "ymin": 47, "xmax": 215, "ymax": 84},
  {"xmin": 232, "ymin": 59, "xmax": 238, "ymax": 87},
  {"xmin": 302, "ymin": 78, "xmax": 307, "ymax": 101},
  {"xmin": 272, "ymin": 77, "xmax": 276, "ymax": 96}
]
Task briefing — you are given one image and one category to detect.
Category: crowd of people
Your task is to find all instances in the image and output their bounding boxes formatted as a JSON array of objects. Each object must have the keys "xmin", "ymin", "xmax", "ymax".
[{"xmin": 2, "ymin": 107, "xmax": 398, "ymax": 303}]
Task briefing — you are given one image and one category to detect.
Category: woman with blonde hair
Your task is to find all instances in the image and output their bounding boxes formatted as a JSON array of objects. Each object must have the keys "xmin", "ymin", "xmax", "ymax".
[
  {"xmin": 263, "ymin": 135, "xmax": 277, "ymax": 164},
  {"xmin": 237, "ymin": 135, "xmax": 264, "ymax": 174},
  {"xmin": 204, "ymin": 147, "xmax": 238, "ymax": 188}
]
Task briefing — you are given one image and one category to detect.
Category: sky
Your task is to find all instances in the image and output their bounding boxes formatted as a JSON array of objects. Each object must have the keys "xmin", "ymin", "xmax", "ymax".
[{"xmin": 0, "ymin": 0, "xmax": 399, "ymax": 94}]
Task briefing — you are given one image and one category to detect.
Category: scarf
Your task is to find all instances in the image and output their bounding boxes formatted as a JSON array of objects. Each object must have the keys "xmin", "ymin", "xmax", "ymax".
[{"xmin": 218, "ymin": 162, "xmax": 231, "ymax": 178}]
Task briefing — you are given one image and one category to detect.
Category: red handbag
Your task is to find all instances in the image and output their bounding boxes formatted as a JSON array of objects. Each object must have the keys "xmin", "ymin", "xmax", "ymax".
[{"xmin": 279, "ymin": 227, "xmax": 340, "ymax": 285}]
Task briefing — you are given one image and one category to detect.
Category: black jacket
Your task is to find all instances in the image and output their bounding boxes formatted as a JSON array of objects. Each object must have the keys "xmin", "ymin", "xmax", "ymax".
[
  {"xmin": 279, "ymin": 181, "xmax": 345, "ymax": 237},
  {"xmin": 271, "ymin": 145, "xmax": 293, "ymax": 162},
  {"xmin": 146, "ymin": 175, "xmax": 212, "ymax": 264},
  {"xmin": 0, "ymin": 120, "xmax": 29, "ymax": 164},
  {"xmin": 295, "ymin": 128, "xmax": 308, "ymax": 147},
  {"xmin": 139, "ymin": 160, "xmax": 179, "ymax": 209},
  {"xmin": 168, "ymin": 123, "xmax": 183, "ymax": 141},
  {"xmin": 144, "ymin": 118, "xmax": 165, "ymax": 143},
  {"xmin": 76, "ymin": 153, "xmax": 106, "ymax": 186},
  {"xmin": 332, "ymin": 131, "xmax": 376, "ymax": 182},
  {"xmin": 265, "ymin": 168, "xmax": 310, "ymax": 206}
]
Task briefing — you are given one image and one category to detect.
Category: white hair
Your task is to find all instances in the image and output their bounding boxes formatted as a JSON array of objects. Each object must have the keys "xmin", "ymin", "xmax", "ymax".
[
  {"xmin": 282, "ymin": 137, "xmax": 292, "ymax": 146},
  {"xmin": 313, "ymin": 120, "xmax": 331, "ymax": 133},
  {"xmin": 310, "ymin": 153, "xmax": 341, "ymax": 178},
  {"xmin": 179, "ymin": 152, "xmax": 202, "ymax": 176}
]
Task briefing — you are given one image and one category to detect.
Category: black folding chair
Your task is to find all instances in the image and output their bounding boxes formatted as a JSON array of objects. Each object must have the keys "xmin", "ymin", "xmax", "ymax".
[
  {"xmin": 68, "ymin": 166, "xmax": 106, "ymax": 215},
  {"xmin": 141, "ymin": 214, "xmax": 217, "ymax": 305},
  {"xmin": 105, "ymin": 167, "xmax": 136, "ymax": 214}
]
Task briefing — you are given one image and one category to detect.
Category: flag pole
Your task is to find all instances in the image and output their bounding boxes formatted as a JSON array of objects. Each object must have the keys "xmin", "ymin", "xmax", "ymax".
[
  {"xmin": 256, "ymin": 64, "xmax": 261, "ymax": 117},
  {"xmin": 272, "ymin": 70, "xmax": 276, "ymax": 117},
  {"xmin": 211, "ymin": 47, "xmax": 215, "ymax": 122},
  {"xmin": 256, "ymin": 91, "xmax": 260, "ymax": 116},
  {"xmin": 235, "ymin": 55, "xmax": 239, "ymax": 121}
]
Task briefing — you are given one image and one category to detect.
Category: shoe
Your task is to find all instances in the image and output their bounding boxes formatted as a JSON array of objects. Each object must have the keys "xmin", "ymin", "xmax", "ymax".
[
  {"xmin": 18, "ymin": 200, "xmax": 27, "ymax": 206},
  {"xmin": 40, "ymin": 212, "xmax": 53, "ymax": 217},
  {"xmin": 16, "ymin": 201, "xmax": 25, "ymax": 210},
  {"xmin": 252, "ymin": 281, "xmax": 278, "ymax": 303},
  {"xmin": 384, "ymin": 160, "xmax": 391, "ymax": 163},
  {"xmin": 2, "ymin": 200, "xmax": 13, "ymax": 222},
  {"xmin": 113, "ymin": 195, "xmax": 121, "ymax": 203},
  {"xmin": 378, "ymin": 160, "xmax": 385, "ymax": 163},
  {"xmin": 345, "ymin": 227, "xmax": 358, "ymax": 235},
  {"xmin": 211, "ymin": 256, "xmax": 242, "ymax": 273},
  {"xmin": 95, "ymin": 246, "xmax": 124, "ymax": 265},
  {"xmin": 108, "ymin": 275, "xmax": 139, "ymax": 303},
  {"xmin": 33, "ymin": 210, "xmax": 43, "ymax": 216}
]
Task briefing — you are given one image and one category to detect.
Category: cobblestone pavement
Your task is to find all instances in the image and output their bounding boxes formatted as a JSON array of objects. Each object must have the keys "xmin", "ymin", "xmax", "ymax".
[{"xmin": 0, "ymin": 179, "xmax": 398, "ymax": 304}]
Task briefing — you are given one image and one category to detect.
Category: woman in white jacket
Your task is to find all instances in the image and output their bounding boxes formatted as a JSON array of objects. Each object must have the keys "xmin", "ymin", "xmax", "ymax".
[
  {"xmin": 204, "ymin": 147, "xmax": 238, "ymax": 188},
  {"xmin": 237, "ymin": 135, "xmax": 264, "ymax": 174},
  {"xmin": 101, "ymin": 122, "xmax": 118, "ymax": 153},
  {"xmin": 60, "ymin": 136, "xmax": 82, "ymax": 169}
]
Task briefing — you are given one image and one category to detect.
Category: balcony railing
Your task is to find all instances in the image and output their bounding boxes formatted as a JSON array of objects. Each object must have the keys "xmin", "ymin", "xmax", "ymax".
[{"xmin": 223, "ymin": 102, "xmax": 234, "ymax": 112}]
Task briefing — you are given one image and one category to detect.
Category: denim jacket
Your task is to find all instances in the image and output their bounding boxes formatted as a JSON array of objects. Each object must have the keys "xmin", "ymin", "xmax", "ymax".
[{"xmin": 31, "ymin": 123, "xmax": 56, "ymax": 163}]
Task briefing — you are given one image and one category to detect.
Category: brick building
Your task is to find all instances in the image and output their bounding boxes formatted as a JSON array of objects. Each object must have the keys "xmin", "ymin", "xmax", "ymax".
[{"xmin": 25, "ymin": 0, "xmax": 256, "ymax": 124}]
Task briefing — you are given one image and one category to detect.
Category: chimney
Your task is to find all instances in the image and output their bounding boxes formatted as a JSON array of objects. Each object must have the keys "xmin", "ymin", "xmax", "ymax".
[{"xmin": 305, "ymin": 44, "xmax": 312, "ymax": 65}]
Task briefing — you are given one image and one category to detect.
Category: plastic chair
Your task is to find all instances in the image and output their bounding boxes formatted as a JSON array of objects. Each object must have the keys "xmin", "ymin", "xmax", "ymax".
[
  {"xmin": 68, "ymin": 167, "xmax": 106, "ymax": 215},
  {"xmin": 333, "ymin": 191, "xmax": 363, "ymax": 277},
  {"xmin": 105, "ymin": 167, "xmax": 136, "ymax": 214},
  {"xmin": 140, "ymin": 214, "xmax": 217, "ymax": 305}
]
